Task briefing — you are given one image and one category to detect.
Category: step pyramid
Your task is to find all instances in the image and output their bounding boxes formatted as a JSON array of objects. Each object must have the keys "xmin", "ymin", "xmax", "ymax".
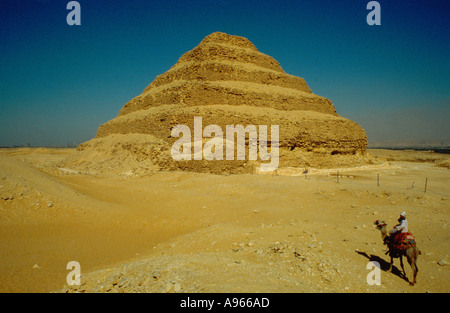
[{"xmin": 66, "ymin": 32, "xmax": 368, "ymax": 174}]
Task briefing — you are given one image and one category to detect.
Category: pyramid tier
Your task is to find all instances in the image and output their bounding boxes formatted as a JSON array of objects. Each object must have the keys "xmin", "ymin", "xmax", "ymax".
[
  {"xmin": 144, "ymin": 60, "xmax": 312, "ymax": 94},
  {"xmin": 173, "ymin": 41, "xmax": 283, "ymax": 73},
  {"xmin": 119, "ymin": 80, "xmax": 336, "ymax": 116},
  {"xmin": 196, "ymin": 32, "xmax": 260, "ymax": 51},
  {"xmin": 99, "ymin": 104, "xmax": 365, "ymax": 154}
]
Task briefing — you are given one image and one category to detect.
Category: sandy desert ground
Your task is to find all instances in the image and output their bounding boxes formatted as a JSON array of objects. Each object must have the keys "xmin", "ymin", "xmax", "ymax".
[{"xmin": 0, "ymin": 147, "xmax": 448, "ymax": 293}]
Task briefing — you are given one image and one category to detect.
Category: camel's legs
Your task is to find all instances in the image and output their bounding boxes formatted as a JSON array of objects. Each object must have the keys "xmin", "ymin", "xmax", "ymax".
[
  {"xmin": 408, "ymin": 255, "xmax": 418, "ymax": 286},
  {"xmin": 399, "ymin": 255, "xmax": 406, "ymax": 277}
]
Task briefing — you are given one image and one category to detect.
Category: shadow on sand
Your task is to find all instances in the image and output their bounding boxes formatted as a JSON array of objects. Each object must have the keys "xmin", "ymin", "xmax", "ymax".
[{"xmin": 356, "ymin": 250, "xmax": 409, "ymax": 283}]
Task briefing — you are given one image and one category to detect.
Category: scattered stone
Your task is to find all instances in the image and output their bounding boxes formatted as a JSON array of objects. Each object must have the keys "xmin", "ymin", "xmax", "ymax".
[
  {"xmin": 164, "ymin": 283, "xmax": 173, "ymax": 293},
  {"xmin": 173, "ymin": 283, "xmax": 182, "ymax": 293}
]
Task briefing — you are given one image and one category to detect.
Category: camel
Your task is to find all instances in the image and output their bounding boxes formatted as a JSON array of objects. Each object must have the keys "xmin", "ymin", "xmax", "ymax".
[{"xmin": 374, "ymin": 220, "xmax": 421, "ymax": 286}]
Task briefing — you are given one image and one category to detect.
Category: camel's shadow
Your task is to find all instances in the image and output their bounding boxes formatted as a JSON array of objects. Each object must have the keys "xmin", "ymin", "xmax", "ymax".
[{"xmin": 356, "ymin": 250, "xmax": 409, "ymax": 283}]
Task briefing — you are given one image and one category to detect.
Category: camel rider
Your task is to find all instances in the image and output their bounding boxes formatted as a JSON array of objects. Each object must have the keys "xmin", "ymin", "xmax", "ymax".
[{"xmin": 389, "ymin": 211, "xmax": 408, "ymax": 236}]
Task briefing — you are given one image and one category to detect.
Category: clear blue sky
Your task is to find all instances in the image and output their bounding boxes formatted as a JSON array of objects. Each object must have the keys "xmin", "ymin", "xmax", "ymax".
[{"xmin": 1, "ymin": 0, "xmax": 449, "ymax": 147}]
